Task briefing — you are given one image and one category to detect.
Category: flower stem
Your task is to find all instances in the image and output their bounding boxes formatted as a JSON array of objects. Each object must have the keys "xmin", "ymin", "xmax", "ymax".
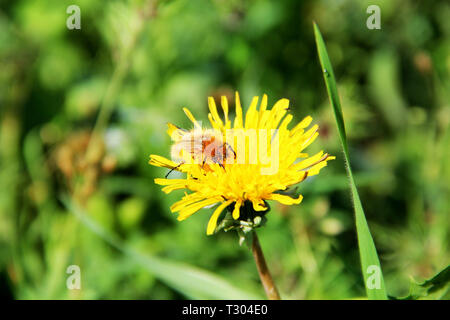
[{"xmin": 251, "ymin": 232, "xmax": 281, "ymax": 300}]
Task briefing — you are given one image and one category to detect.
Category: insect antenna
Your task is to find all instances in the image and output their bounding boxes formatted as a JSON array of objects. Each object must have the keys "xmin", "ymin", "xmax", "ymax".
[
  {"xmin": 224, "ymin": 142, "xmax": 236, "ymax": 158},
  {"xmin": 165, "ymin": 162, "xmax": 184, "ymax": 178}
]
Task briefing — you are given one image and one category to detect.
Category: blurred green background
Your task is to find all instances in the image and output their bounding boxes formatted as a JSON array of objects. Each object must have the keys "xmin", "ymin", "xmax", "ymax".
[{"xmin": 0, "ymin": 0, "xmax": 449, "ymax": 299}]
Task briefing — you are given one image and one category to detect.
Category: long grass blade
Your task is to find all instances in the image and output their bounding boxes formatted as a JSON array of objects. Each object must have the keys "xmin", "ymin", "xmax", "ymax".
[{"xmin": 313, "ymin": 22, "xmax": 387, "ymax": 300}]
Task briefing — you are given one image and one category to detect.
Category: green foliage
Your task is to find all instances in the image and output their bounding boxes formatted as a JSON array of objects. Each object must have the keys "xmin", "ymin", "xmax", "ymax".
[
  {"xmin": 63, "ymin": 196, "xmax": 261, "ymax": 300},
  {"xmin": 391, "ymin": 266, "xmax": 450, "ymax": 300}
]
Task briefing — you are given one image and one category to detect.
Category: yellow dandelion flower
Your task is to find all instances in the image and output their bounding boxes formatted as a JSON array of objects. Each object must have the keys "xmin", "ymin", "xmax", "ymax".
[{"xmin": 149, "ymin": 92, "xmax": 335, "ymax": 235}]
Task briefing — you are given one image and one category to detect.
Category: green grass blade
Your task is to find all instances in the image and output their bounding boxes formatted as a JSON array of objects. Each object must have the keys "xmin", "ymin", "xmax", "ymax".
[
  {"xmin": 61, "ymin": 195, "xmax": 261, "ymax": 300},
  {"xmin": 313, "ymin": 22, "xmax": 387, "ymax": 300}
]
